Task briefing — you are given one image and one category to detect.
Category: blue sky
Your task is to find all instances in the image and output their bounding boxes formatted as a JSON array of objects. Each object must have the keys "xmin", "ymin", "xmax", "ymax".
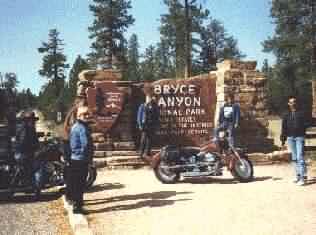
[{"xmin": 0, "ymin": 0, "xmax": 275, "ymax": 94}]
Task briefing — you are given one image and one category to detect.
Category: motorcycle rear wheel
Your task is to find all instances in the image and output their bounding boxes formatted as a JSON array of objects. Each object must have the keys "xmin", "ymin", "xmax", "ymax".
[
  {"xmin": 231, "ymin": 158, "xmax": 253, "ymax": 183},
  {"xmin": 0, "ymin": 189, "xmax": 14, "ymax": 200},
  {"xmin": 154, "ymin": 160, "xmax": 180, "ymax": 184}
]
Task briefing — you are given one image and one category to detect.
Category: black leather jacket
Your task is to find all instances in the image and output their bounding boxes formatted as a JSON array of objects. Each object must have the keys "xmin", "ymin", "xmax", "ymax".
[
  {"xmin": 281, "ymin": 110, "xmax": 307, "ymax": 141},
  {"xmin": 15, "ymin": 122, "xmax": 39, "ymax": 155}
]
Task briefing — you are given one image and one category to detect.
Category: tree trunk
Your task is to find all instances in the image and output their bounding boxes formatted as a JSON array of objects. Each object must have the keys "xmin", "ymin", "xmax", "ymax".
[{"xmin": 184, "ymin": 0, "xmax": 191, "ymax": 79}]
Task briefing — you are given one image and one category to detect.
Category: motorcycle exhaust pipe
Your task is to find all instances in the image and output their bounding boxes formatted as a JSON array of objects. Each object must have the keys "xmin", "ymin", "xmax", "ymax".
[{"xmin": 160, "ymin": 162, "xmax": 211, "ymax": 169}]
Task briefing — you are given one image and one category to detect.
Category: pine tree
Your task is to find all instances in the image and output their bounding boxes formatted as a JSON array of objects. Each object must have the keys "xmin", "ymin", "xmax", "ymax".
[
  {"xmin": 25, "ymin": 88, "xmax": 37, "ymax": 108},
  {"xmin": 38, "ymin": 29, "xmax": 69, "ymax": 82},
  {"xmin": 263, "ymin": 0, "xmax": 314, "ymax": 86},
  {"xmin": 38, "ymin": 29, "xmax": 68, "ymax": 119},
  {"xmin": 140, "ymin": 45, "xmax": 157, "ymax": 81},
  {"xmin": 155, "ymin": 40, "xmax": 174, "ymax": 79},
  {"xmin": 261, "ymin": 59, "xmax": 280, "ymax": 114},
  {"xmin": 37, "ymin": 82, "xmax": 58, "ymax": 119},
  {"xmin": 183, "ymin": 0, "xmax": 209, "ymax": 78},
  {"xmin": 221, "ymin": 36, "xmax": 244, "ymax": 60},
  {"xmin": 199, "ymin": 18, "xmax": 244, "ymax": 72},
  {"xmin": 263, "ymin": 0, "xmax": 314, "ymax": 115},
  {"xmin": 67, "ymin": 55, "xmax": 90, "ymax": 103},
  {"xmin": 16, "ymin": 88, "xmax": 37, "ymax": 110},
  {"xmin": 160, "ymin": 0, "xmax": 209, "ymax": 78},
  {"xmin": 88, "ymin": 0, "xmax": 135, "ymax": 69},
  {"xmin": 126, "ymin": 34, "xmax": 140, "ymax": 81}
]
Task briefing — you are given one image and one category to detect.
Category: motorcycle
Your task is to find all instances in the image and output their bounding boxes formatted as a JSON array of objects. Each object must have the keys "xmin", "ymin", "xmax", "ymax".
[
  {"xmin": 0, "ymin": 134, "xmax": 97, "ymax": 199},
  {"xmin": 35, "ymin": 134, "xmax": 97, "ymax": 189},
  {"xmin": 151, "ymin": 129, "xmax": 254, "ymax": 184}
]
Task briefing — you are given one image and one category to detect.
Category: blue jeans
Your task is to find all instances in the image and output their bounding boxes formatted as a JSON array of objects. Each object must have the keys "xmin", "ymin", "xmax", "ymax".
[
  {"xmin": 214, "ymin": 122, "xmax": 235, "ymax": 147},
  {"xmin": 287, "ymin": 136, "xmax": 306, "ymax": 181}
]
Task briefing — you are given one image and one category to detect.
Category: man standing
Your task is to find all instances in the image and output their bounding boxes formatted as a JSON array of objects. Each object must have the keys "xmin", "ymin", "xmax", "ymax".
[
  {"xmin": 15, "ymin": 112, "xmax": 39, "ymax": 173},
  {"xmin": 15, "ymin": 111, "xmax": 40, "ymax": 195},
  {"xmin": 137, "ymin": 95, "xmax": 160, "ymax": 160},
  {"xmin": 69, "ymin": 106, "xmax": 93, "ymax": 213},
  {"xmin": 215, "ymin": 93, "xmax": 240, "ymax": 147},
  {"xmin": 281, "ymin": 96, "xmax": 308, "ymax": 186}
]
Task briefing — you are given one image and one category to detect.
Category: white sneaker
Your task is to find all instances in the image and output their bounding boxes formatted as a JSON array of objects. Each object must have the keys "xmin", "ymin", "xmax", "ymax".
[
  {"xmin": 296, "ymin": 180, "xmax": 305, "ymax": 186},
  {"xmin": 293, "ymin": 177, "xmax": 300, "ymax": 183}
]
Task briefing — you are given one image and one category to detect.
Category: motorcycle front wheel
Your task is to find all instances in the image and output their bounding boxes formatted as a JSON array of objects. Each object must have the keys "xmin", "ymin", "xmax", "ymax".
[
  {"xmin": 154, "ymin": 160, "xmax": 180, "ymax": 184},
  {"xmin": 231, "ymin": 158, "xmax": 253, "ymax": 183}
]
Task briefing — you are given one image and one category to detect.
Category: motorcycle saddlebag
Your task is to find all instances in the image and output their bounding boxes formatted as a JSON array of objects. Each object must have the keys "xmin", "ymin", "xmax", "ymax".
[{"xmin": 161, "ymin": 145, "xmax": 180, "ymax": 162}]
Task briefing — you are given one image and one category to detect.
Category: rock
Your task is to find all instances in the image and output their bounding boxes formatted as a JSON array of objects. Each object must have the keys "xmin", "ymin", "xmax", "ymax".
[
  {"xmin": 78, "ymin": 69, "xmax": 122, "ymax": 81},
  {"xmin": 91, "ymin": 133, "xmax": 105, "ymax": 143},
  {"xmin": 216, "ymin": 60, "xmax": 257, "ymax": 71},
  {"xmin": 94, "ymin": 142, "xmax": 113, "ymax": 151}
]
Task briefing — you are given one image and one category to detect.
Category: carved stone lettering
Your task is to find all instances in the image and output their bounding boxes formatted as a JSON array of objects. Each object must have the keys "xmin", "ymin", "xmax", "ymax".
[{"xmin": 152, "ymin": 76, "xmax": 217, "ymax": 146}]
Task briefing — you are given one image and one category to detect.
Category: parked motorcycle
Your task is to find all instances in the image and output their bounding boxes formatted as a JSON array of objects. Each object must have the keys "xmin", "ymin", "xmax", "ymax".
[
  {"xmin": 0, "ymin": 134, "xmax": 97, "ymax": 199},
  {"xmin": 35, "ymin": 134, "xmax": 97, "ymax": 189},
  {"xmin": 0, "ymin": 153, "xmax": 45, "ymax": 199},
  {"xmin": 151, "ymin": 129, "xmax": 254, "ymax": 184}
]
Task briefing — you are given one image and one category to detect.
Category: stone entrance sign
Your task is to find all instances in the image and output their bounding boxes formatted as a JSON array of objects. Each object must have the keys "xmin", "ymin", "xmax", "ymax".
[
  {"xmin": 153, "ymin": 74, "xmax": 217, "ymax": 146},
  {"xmin": 86, "ymin": 82, "xmax": 126, "ymax": 133},
  {"xmin": 65, "ymin": 60, "xmax": 270, "ymax": 153}
]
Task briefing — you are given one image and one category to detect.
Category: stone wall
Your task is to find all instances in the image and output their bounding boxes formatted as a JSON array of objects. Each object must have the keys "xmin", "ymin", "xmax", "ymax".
[
  {"xmin": 312, "ymin": 80, "xmax": 316, "ymax": 118},
  {"xmin": 64, "ymin": 71, "xmax": 144, "ymax": 152},
  {"xmin": 65, "ymin": 60, "xmax": 272, "ymax": 153},
  {"xmin": 211, "ymin": 60, "xmax": 272, "ymax": 152}
]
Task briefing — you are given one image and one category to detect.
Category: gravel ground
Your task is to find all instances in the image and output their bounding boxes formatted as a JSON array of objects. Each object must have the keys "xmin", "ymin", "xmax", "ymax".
[
  {"xmin": 84, "ymin": 164, "xmax": 316, "ymax": 235},
  {"xmin": 0, "ymin": 190, "xmax": 73, "ymax": 235},
  {"xmin": 0, "ymin": 111, "xmax": 72, "ymax": 235}
]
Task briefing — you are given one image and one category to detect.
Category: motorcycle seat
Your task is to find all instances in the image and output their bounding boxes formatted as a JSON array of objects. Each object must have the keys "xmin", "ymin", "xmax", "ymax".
[{"xmin": 179, "ymin": 147, "xmax": 201, "ymax": 157}]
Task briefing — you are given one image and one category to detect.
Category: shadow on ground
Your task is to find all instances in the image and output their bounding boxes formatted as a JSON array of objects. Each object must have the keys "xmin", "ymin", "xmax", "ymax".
[
  {"xmin": 0, "ymin": 191, "xmax": 62, "ymax": 204},
  {"xmin": 86, "ymin": 182, "xmax": 125, "ymax": 193},
  {"xmin": 84, "ymin": 191, "xmax": 192, "ymax": 214},
  {"xmin": 181, "ymin": 176, "xmax": 279, "ymax": 184},
  {"xmin": 304, "ymin": 177, "xmax": 316, "ymax": 186}
]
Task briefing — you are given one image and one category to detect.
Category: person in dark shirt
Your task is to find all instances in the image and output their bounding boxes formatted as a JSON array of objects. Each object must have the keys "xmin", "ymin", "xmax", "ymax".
[
  {"xmin": 281, "ymin": 96, "xmax": 308, "ymax": 186},
  {"xmin": 15, "ymin": 111, "xmax": 40, "ymax": 193},
  {"xmin": 137, "ymin": 95, "xmax": 160, "ymax": 161},
  {"xmin": 215, "ymin": 93, "xmax": 240, "ymax": 147}
]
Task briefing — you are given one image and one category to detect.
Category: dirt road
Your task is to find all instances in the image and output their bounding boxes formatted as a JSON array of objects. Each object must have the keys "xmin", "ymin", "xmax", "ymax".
[
  {"xmin": 0, "ymin": 192, "xmax": 73, "ymax": 235},
  {"xmin": 84, "ymin": 164, "xmax": 316, "ymax": 235}
]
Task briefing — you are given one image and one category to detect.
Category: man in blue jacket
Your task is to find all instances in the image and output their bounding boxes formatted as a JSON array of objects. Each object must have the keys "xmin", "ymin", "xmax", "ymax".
[
  {"xmin": 215, "ymin": 93, "xmax": 240, "ymax": 147},
  {"xmin": 137, "ymin": 95, "xmax": 160, "ymax": 160},
  {"xmin": 69, "ymin": 106, "xmax": 93, "ymax": 213}
]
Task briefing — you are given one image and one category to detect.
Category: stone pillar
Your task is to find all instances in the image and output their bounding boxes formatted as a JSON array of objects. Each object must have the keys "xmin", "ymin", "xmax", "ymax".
[
  {"xmin": 211, "ymin": 60, "xmax": 271, "ymax": 152},
  {"xmin": 312, "ymin": 80, "xmax": 316, "ymax": 118}
]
